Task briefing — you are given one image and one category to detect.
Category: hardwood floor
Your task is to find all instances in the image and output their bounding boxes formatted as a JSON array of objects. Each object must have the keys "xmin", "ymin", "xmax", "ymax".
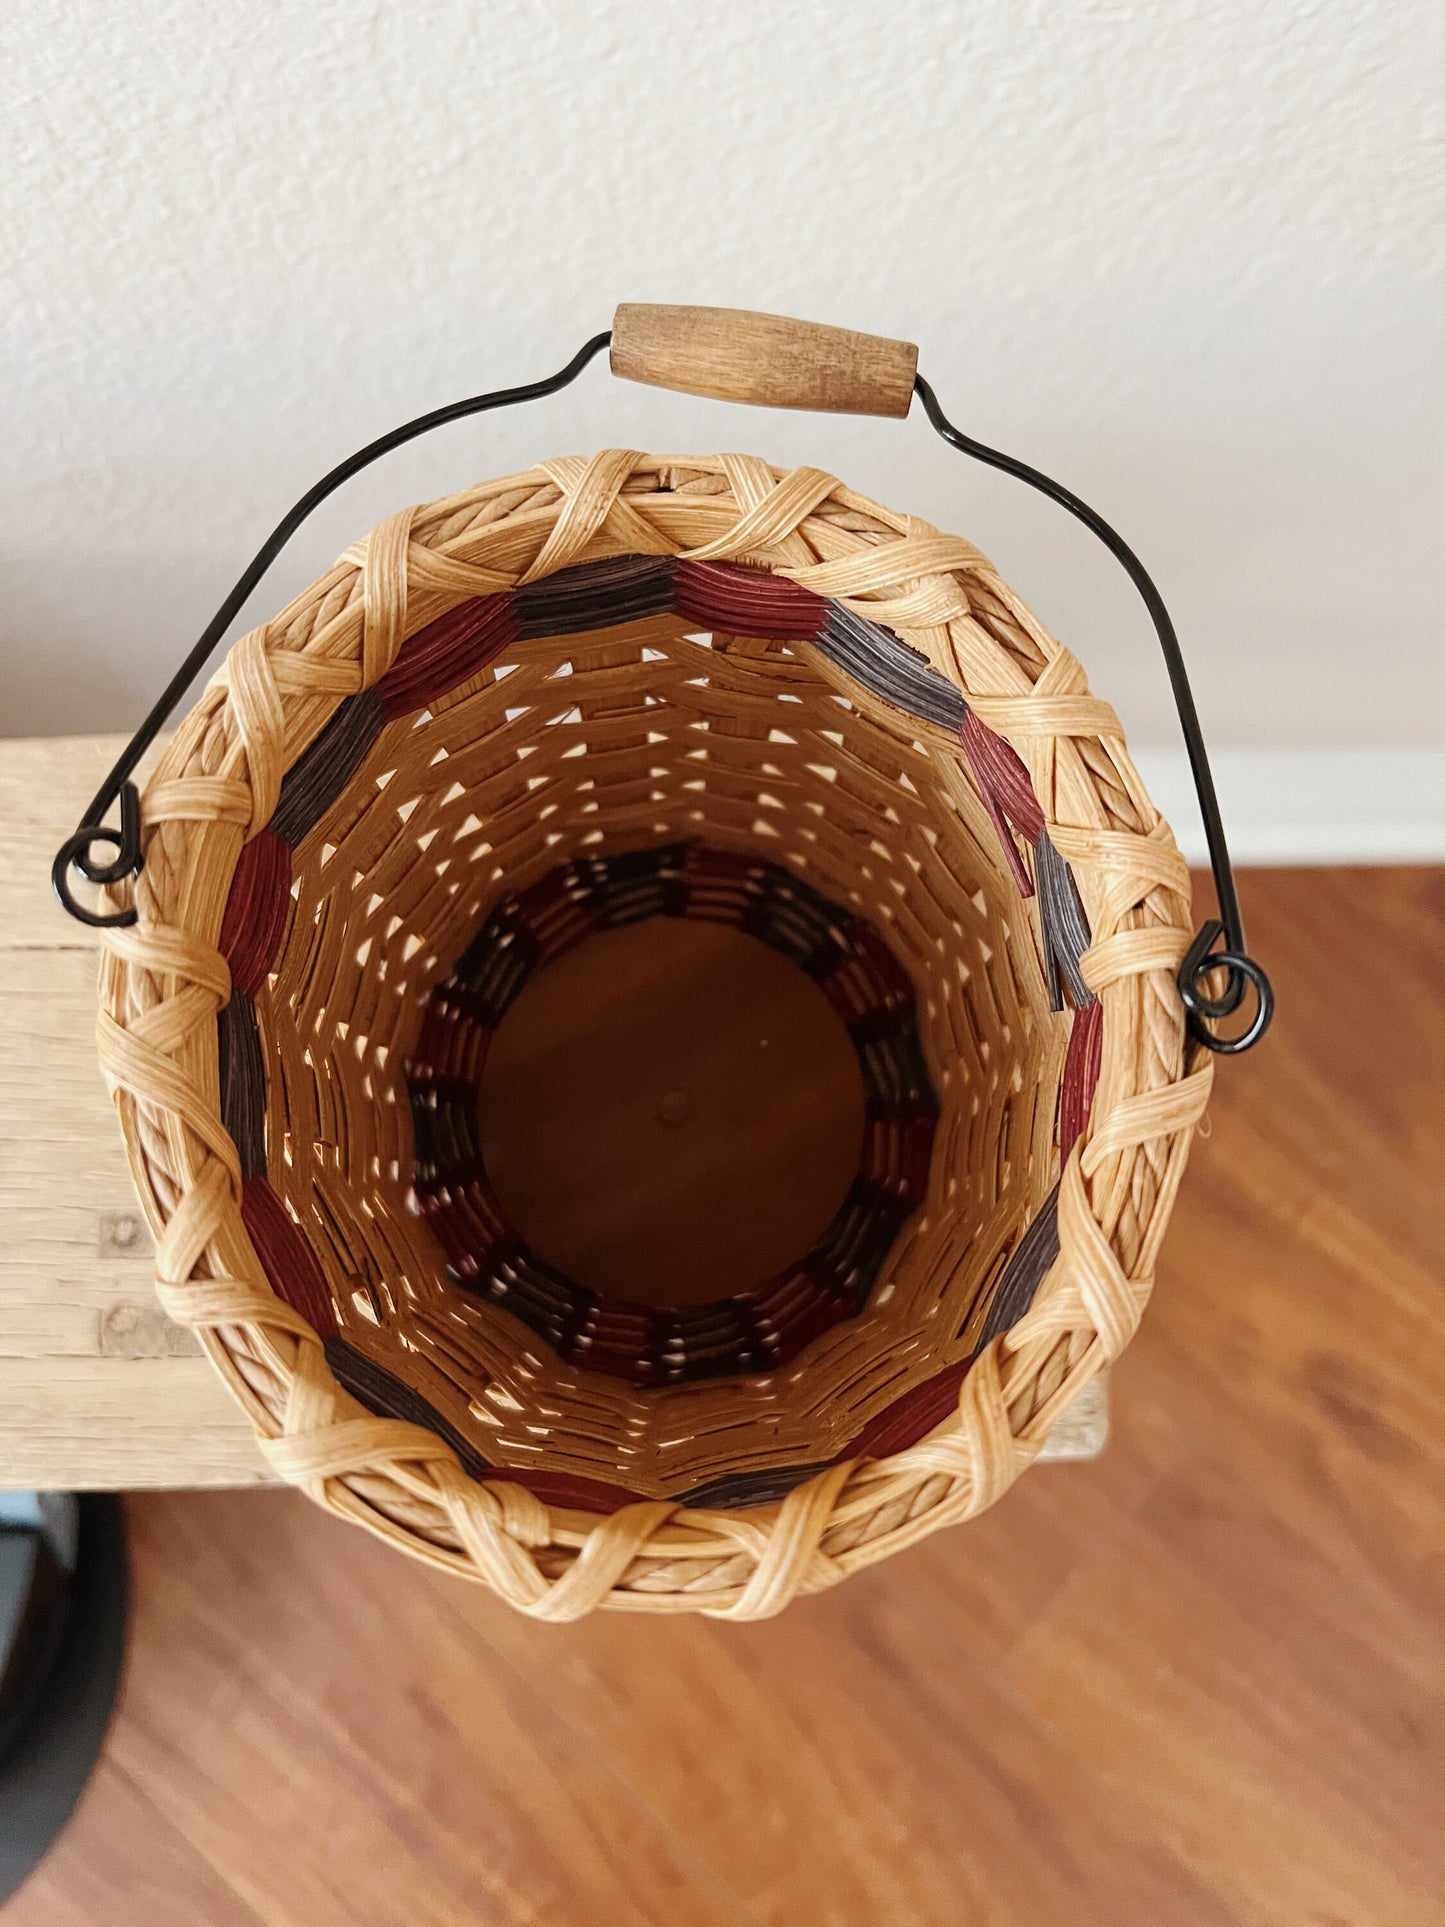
[{"xmin": 8, "ymin": 868, "xmax": 1443, "ymax": 1926}]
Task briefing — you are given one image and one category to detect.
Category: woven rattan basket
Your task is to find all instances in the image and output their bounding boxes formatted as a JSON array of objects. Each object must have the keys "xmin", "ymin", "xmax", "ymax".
[{"xmin": 70, "ymin": 306, "xmax": 1246, "ymax": 1620}]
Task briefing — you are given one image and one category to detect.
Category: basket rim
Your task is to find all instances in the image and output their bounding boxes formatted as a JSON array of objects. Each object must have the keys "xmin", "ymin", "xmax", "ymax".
[{"xmin": 97, "ymin": 449, "xmax": 1211, "ymax": 1620}]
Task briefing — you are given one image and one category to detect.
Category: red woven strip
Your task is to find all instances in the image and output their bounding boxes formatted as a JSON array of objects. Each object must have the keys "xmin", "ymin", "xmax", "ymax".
[
  {"xmin": 512, "ymin": 867, "xmax": 609, "ymax": 963},
  {"xmin": 240, "ymin": 1177, "xmax": 338, "ymax": 1338},
  {"xmin": 420, "ymin": 1179, "xmax": 514, "ymax": 1276},
  {"xmin": 844, "ymin": 1358, "xmax": 972, "ymax": 1462},
  {"xmin": 749, "ymin": 1261, "xmax": 829, "ymax": 1327},
  {"xmin": 958, "ymin": 709, "xmax": 1042, "ymax": 895},
  {"xmin": 218, "ymin": 830, "xmax": 292, "ymax": 996},
  {"xmin": 376, "ymin": 594, "xmax": 517, "ymax": 718},
  {"xmin": 959, "ymin": 709, "xmax": 1045, "ymax": 839},
  {"xmin": 673, "ymin": 559, "xmax": 827, "ymax": 641},
  {"xmin": 682, "ymin": 844, "xmax": 763, "ymax": 887},
  {"xmin": 1059, "ymin": 998, "xmax": 1104, "ymax": 1158},
  {"xmin": 859, "ymin": 1110, "xmax": 937, "ymax": 1204},
  {"xmin": 410, "ymin": 1002, "xmax": 492, "ymax": 1084},
  {"xmin": 494, "ymin": 1468, "xmax": 650, "ymax": 1515},
  {"xmin": 815, "ymin": 920, "xmax": 915, "ymax": 1026}
]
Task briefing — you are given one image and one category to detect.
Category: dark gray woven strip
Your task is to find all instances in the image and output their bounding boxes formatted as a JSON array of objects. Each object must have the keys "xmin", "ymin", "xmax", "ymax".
[
  {"xmin": 270, "ymin": 686, "xmax": 386, "ymax": 849},
  {"xmin": 217, "ymin": 991, "xmax": 266, "ymax": 1179},
  {"xmin": 323, "ymin": 1337, "xmax": 491, "ymax": 1481},
  {"xmin": 450, "ymin": 905, "xmax": 538, "ymax": 1014},
  {"xmin": 856, "ymin": 1028, "xmax": 934, "ymax": 1111},
  {"xmin": 1033, "ymin": 830, "xmax": 1094, "ymax": 1011},
  {"xmin": 819, "ymin": 604, "xmax": 966, "ymax": 731},
  {"xmin": 815, "ymin": 1183, "xmax": 909, "ymax": 1301},
  {"xmin": 678, "ymin": 1460, "xmax": 835, "ymax": 1511},
  {"xmin": 512, "ymin": 554, "xmax": 678, "ymax": 639},
  {"xmin": 977, "ymin": 1182, "xmax": 1062, "ymax": 1346}
]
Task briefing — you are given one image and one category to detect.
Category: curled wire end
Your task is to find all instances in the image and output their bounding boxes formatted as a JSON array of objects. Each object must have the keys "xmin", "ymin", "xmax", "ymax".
[
  {"xmin": 51, "ymin": 782, "xmax": 142, "ymax": 929},
  {"xmin": 1178, "ymin": 919, "xmax": 1273, "ymax": 1055}
]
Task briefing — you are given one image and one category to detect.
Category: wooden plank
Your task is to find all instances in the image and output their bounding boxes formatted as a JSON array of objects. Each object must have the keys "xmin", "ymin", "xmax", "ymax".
[
  {"xmin": 112, "ymin": 1493, "xmax": 753, "ymax": 1927},
  {"xmin": 1, "ymin": 735, "xmax": 273, "ymax": 1485},
  {"xmin": 1001, "ymin": 865, "xmax": 1445, "ymax": 1927},
  {"xmin": 0, "ymin": 734, "xmax": 1104, "ymax": 1488},
  {"xmin": 0, "ymin": 1760, "xmax": 269, "ymax": 1927}
]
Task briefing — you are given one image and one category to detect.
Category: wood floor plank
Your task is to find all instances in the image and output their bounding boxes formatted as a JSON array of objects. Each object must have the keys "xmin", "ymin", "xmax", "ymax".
[
  {"xmin": 1001, "ymin": 1459, "xmax": 1443, "ymax": 1926},
  {"xmin": 1002, "ymin": 868, "xmax": 1445, "ymax": 1926},
  {"xmin": 105, "ymin": 1494, "xmax": 754, "ymax": 1927},
  {"xmin": 588, "ymin": 1580, "xmax": 1242, "ymax": 1927},
  {"xmin": 431, "ymin": 1375, "xmax": 1208, "ymax": 1922},
  {"xmin": 2, "ymin": 1760, "xmax": 266, "ymax": 1927}
]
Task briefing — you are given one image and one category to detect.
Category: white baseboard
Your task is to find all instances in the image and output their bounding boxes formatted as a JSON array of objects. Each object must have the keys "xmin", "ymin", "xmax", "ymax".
[{"xmin": 1130, "ymin": 749, "xmax": 1445, "ymax": 867}]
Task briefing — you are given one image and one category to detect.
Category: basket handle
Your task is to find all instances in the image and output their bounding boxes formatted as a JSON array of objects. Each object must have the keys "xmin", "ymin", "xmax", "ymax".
[
  {"xmin": 610, "ymin": 304, "xmax": 918, "ymax": 419},
  {"xmin": 52, "ymin": 317, "xmax": 1270, "ymax": 1052}
]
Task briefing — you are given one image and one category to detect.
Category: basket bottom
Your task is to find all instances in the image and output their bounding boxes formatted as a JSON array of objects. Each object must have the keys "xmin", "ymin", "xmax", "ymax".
[
  {"xmin": 407, "ymin": 842, "xmax": 939, "ymax": 1386},
  {"xmin": 475, "ymin": 913, "xmax": 867, "ymax": 1307}
]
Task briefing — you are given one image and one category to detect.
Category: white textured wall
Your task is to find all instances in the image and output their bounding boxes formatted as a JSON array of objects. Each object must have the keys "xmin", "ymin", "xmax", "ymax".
[{"xmin": 3, "ymin": 0, "xmax": 1442, "ymax": 754}]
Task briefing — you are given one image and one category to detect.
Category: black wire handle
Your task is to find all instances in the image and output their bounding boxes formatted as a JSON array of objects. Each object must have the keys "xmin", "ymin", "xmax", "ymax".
[
  {"xmin": 914, "ymin": 374, "xmax": 1272, "ymax": 1054},
  {"xmin": 51, "ymin": 332, "xmax": 614, "ymax": 931},
  {"xmin": 53, "ymin": 330, "xmax": 1270, "ymax": 1053}
]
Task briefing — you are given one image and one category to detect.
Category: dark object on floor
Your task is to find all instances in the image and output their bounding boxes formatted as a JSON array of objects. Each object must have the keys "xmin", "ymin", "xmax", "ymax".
[{"xmin": 0, "ymin": 1495, "xmax": 128, "ymax": 1904}]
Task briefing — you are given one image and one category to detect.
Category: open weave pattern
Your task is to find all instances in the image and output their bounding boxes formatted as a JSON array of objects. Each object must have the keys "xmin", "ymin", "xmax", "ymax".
[
  {"xmin": 224, "ymin": 591, "xmax": 1059, "ymax": 1508},
  {"xmin": 97, "ymin": 451, "xmax": 1210, "ymax": 1619}
]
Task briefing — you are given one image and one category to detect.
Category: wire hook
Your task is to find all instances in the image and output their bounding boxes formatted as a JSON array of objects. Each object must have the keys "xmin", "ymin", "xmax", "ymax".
[
  {"xmin": 50, "ymin": 332, "xmax": 614, "ymax": 930},
  {"xmin": 913, "ymin": 372, "xmax": 1272, "ymax": 1054}
]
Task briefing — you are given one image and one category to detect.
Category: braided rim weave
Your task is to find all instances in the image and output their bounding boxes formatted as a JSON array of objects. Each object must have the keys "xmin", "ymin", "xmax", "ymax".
[{"xmin": 97, "ymin": 451, "xmax": 1210, "ymax": 1620}]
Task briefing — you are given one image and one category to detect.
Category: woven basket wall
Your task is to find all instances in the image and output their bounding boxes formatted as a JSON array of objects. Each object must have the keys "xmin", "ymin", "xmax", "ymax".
[{"xmin": 97, "ymin": 450, "xmax": 1210, "ymax": 1620}]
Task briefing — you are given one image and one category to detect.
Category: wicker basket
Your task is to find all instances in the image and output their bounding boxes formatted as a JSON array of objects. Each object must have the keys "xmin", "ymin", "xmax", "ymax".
[{"xmin": 88, "ymin": 309, "xmax": 1214, "ymax": 1619}]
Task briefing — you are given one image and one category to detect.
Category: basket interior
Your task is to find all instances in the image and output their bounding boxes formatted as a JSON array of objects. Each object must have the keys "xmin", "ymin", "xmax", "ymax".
[
  {"xmin": 407, "ymin": 841, "xmax": 939, "ymax": 1385},
  {"xmin": 217, "ymin": 553, "xmax": 1089, "ymax": 1510}
]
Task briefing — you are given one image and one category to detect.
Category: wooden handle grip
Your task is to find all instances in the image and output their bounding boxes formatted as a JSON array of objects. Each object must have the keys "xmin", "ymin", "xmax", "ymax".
[{"xmin": 610, "ymin": 305, "xmax": 918, "ymax": 419}]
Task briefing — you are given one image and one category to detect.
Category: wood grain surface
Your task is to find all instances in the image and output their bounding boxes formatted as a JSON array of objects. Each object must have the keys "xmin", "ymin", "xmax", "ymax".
[
  {"xmin": 0, "ymin": 734, "xmax": 1103, "ymax": 1486},
  {"xmin": 7, "ymin": 864, "xmax": 1440, "ymax": 1925},
  {"xmin": 610, "ymin": 305, "xmax": 919, "ymax": 418}
]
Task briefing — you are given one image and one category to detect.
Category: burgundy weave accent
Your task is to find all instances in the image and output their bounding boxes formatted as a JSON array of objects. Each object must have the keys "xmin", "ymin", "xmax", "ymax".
[
  {"xmin": 859, "ymin": 1107, "xmax": 937, "ymax": 1204},
  {"xmin": 673, "ymin": 558, "xmax": 826, "ymax": 640},
  {"xmin": 240, "ymin": 1176, "xmax": 338, "ymax": 1338},
  {"xmin": 409, "ymin": 998, "xmax": 493, "ymax": 1086},
  {"xmin": 218, "ymin": 830, "xmax": 292, "ymax": 995},
  {"xmin": 498, "ymin": 1468, "xmax": 651, "ymax": 1516},
  {"xmin": 814, "ymin": 919, "xmax": 910, "ymax": 1027},
  {"xmin": 1059, "ymin": 997, "xmax": 1104, "ymax": 1158},
  {"xmin": 845, "ymin": 1360, "xmax": 973, "ymax": 1463},
  {"xmin": 958, "ymin": 707, "xmax": 1045, "ymax": 895},
  {"xmin": 376, "ymin": 594, "xmax": 517, "ymax": 717}
]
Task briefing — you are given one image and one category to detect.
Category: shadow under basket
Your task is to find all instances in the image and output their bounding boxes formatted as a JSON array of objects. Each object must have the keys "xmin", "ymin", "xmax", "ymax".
[{"xmin": 97, "ymin": 454, "xmax": 1210, "ymax": 1619}]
